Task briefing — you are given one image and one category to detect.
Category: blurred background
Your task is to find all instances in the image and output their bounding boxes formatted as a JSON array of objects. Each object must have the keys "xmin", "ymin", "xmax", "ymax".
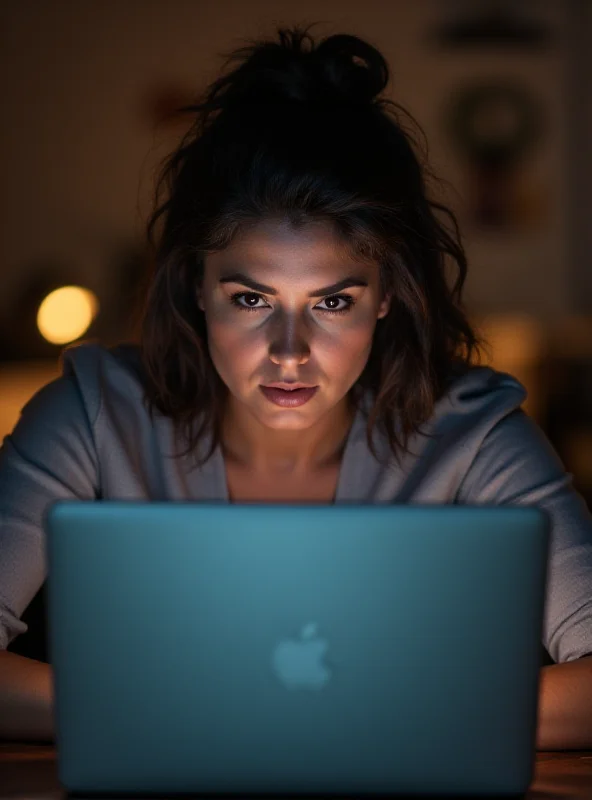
[{"xmin": 1, "ymin": 0, "xmax": 592, "ymax": 503}]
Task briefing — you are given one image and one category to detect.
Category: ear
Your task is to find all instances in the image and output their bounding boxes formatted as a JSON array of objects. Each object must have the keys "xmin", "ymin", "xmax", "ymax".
[{"xmin": 377, "ymin": 293, "xmax": 391, "ymax": 320}]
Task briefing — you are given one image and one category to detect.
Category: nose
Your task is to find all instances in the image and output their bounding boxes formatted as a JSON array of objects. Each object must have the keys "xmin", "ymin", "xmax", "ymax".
[{"xmin": 268, "ymin": 310, "xmax": 311, "ymax": 367}]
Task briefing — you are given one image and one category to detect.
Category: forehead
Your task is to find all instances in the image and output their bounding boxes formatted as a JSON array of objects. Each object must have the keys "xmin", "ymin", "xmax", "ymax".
[{"xmin": 205, "ymin": 218, "xmax": 369, "ymax": 277}]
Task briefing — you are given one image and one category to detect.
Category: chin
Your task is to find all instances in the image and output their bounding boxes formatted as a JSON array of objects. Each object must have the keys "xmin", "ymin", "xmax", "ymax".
[{"xmin": 255, "ymin": 406, "xmax": 320, "ymax": 430}]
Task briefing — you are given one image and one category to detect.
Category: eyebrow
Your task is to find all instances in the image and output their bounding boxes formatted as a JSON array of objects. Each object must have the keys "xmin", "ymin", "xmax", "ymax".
[{"xmin": 218, "ymin": 272, "xmax": 369, "ymax": 297}]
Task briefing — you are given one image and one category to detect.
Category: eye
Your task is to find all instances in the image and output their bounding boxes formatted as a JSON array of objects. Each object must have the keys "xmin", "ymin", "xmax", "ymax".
[
  {"xmin": 230, "ymin": 292, "xmax": 270, "ymax": 312},
  {"xmin": 315, "ymin": 294, "xmax": 356, "ymax": 315}
]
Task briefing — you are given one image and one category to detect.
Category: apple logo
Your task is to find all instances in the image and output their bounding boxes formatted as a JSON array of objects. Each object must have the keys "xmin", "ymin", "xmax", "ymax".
[{"xmin": 271, "ymin": 622, "xmax": 332, "ymax": 690}]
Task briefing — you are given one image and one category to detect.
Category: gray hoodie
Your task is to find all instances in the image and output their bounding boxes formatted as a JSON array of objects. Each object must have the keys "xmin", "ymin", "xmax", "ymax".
[{"xmin": 0, "ymin": 343, "xmax": 591, "ymax": 662}]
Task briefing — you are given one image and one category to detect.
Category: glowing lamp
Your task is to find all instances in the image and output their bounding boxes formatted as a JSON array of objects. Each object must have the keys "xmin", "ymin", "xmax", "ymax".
[{"xmin": 36, "ymin": 286, "xmax": 99, "ymax": 345}]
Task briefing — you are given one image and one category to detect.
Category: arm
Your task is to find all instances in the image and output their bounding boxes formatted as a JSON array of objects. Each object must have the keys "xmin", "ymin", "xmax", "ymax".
[
  {"xmin": 457, "ymin": 408, "xmax": 592, "ymax": 750},
  {"xmin": 0, "ymin": 373, "xmax": 99, "ymax": 741},
  {"xmin": 0, "ymin": 651, "xmax": 53, "ymax": 741},
  {"xmin": 537, "ymin": 654, "xmax": 592, "ymax": 750}
]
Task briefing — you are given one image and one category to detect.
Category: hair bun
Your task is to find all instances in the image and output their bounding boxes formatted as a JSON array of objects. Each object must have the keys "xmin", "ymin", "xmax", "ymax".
[
  {"xmin": 212, "ymin": 27, "xmax": 389, "ymax": 114},
  {"xmin": 313, "ymin": 33, "xmax": 389, "ymax": 105}
]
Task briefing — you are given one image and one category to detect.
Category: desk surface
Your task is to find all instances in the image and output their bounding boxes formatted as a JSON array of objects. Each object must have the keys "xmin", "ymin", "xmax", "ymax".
[{"xmin": 1, "ymin": 745, "xmax": 592, "ymax": 799}]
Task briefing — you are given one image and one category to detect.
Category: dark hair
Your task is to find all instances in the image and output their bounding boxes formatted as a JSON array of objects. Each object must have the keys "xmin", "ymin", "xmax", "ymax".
[{"xmin": 140, "ymin": 23, "xmax": 483, "ymax": 466}]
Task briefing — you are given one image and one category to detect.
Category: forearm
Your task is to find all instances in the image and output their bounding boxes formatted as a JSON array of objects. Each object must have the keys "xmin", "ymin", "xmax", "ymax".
[
  {"xmin": 536, "ymin": 655, "xmax": 592, "ymax": 750},
  {"xmin": 0, "ymin": 650, "xmax": 54, "ymax": 742}
]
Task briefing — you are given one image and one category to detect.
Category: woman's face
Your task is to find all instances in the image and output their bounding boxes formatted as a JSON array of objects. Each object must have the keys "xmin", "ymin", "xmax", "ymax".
[{"xmin": 198, "ymin": 218, "xmax": 390, "ymax": 431}]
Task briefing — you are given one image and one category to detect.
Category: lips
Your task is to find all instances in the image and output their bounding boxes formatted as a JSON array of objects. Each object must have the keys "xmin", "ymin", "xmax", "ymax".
[{"xmin": 259, "ymin": 385, "xmax": 318, "ymax": 408}]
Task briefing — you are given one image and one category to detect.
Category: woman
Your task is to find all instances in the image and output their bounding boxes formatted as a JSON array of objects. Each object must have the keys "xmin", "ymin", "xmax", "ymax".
[{"xmin": 0, "ymin": 25, "xmax": 591, "ymax": 748}]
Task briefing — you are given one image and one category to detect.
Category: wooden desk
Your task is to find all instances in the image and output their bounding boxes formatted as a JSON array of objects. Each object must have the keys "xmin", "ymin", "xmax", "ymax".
[{"xmin": 1, "ymin": 745, "xmax": 592, "ymax": 798}]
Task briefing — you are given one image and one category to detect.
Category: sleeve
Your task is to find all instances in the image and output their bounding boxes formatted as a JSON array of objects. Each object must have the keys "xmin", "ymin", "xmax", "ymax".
[
  {"xmin": 456, "ymin": 408, "xmax": 592, "ymax": 664},
  {"xmin": 0, "ymin": 375, "xmax": 100, "ymax": 650}
]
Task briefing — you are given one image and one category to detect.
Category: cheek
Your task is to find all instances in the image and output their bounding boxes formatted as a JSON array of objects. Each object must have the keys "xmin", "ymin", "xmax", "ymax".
[
  {"xmin": 334, "ymin": 308, "xmax": 379, "ymax": 348},
  {"xmin": 315, "ymin": 314, "xmax": 378, "ymax": 369},
  {"xmin": 205, "ymin": 314, "xmax": 262, "ymax": 377}
]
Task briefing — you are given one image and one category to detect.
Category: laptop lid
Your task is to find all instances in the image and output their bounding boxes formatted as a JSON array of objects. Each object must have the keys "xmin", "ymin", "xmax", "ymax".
[{"xmin": 45, "ymin": 502, "xmax": 549, "ymax": 796}]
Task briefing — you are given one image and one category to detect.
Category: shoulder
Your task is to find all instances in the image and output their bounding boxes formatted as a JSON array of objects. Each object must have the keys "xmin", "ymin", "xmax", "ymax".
[
  {"xmin": 15, "ymin": 342, "xmax": 147, "ymax": 439},
  {"xmin": 9, "ymin": 342, "xmax": 145, "ymax": 456},
  {"xmin": 60, "ymin": 340, "xmax": 143, "ymax": 384},
  {"xmin": 423, "ymin": 363, "xmax": 531, "ymax": 455},
  {"xmin": 427, "ymin": 366, "xmax": 527, "ymax": 445},
  {"xmin": 356, "ymin": 364, "xmax": 527, "ymax": 459},
  {"xmin": 58, "ymin": 341, "xmax": 146, "ymax": 422},
  {"xmin": 381, "ymin": 363, "xmax": 539, "ymax": 496},
  {"xmin": 439, "ymin": 365, "xmax": 567, "ymax": 503},
  {"xmin": 437, "ymin": 363, "xmax": 527, "ymax": 427}
]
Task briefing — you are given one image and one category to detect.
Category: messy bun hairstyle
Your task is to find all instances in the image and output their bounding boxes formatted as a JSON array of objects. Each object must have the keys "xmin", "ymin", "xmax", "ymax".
[{"xmin": 140, "ymin": 23, "xmax": 482, "ymax": 466}]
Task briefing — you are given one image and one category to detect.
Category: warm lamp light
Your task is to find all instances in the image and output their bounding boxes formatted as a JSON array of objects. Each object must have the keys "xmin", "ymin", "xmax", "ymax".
[{"xmin": 36, "ymin": 286, "xmax": 99, "ymax": 345}]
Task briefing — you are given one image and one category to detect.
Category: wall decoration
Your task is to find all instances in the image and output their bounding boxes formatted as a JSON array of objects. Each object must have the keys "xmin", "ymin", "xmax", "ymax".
[{"xmin": 445, "ymin": 79, "xmax": 546, "ymax": 230}]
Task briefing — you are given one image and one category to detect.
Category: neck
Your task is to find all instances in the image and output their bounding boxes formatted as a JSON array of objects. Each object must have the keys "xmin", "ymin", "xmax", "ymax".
[{"xmin": 220, "ymin": 393, "xmax": 356, "ymax": 476}]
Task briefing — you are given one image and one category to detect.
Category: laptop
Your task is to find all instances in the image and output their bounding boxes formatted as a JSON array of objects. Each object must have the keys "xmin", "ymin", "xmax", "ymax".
[{"xmin": 44, "ymin": 501, "xmax": 549, "ymax": 797}]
